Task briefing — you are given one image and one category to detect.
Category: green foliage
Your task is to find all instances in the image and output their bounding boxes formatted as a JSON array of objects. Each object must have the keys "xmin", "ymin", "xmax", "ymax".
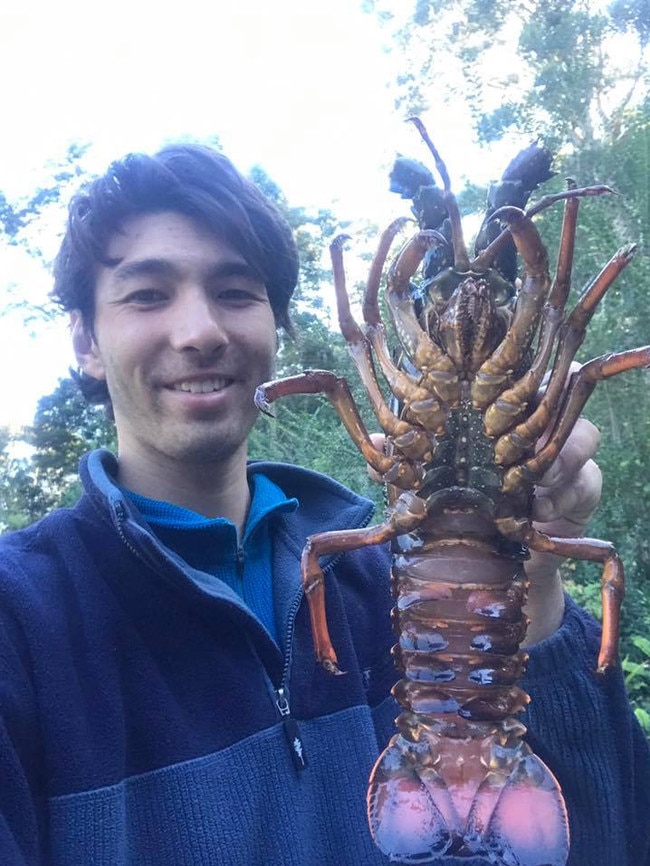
[
  {"xmin": 508, "ymin": 2, "xmax": 609, "ymax": 146},
  {"xmin": 28, "ymin": 377, "xmax": 117, "ymax": 500},
  {"xmin": 248, "ymin": 400, "xmax": 383, "ymax": 509},
  {"xmin": 622, "ymin": 636, "xmax": 650, "ymax": 735},
  {"xmin": 369, "ymin": 0, "xmax": 649, "ymax": 149},
  {"xmin": 0, "ymin": 142, "xmax": 90, "ymax": 252},
  {"xmin": 244, "ymin": 164, "xmax": 384, "ymax": 506},
  {"xmin": 0, "ymin": 428, "xmax": 48, "ymax": 531},
  {"xmin": 610, "ymin": 0, "xmax": 650, "ymax": 48},
  {"xmin": 0, "ymin": 380, "xmax": 117, "ymax": 529}
]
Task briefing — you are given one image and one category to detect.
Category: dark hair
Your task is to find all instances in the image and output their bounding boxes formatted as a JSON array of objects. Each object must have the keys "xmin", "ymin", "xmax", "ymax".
[{"xmin": 52, "ymin": 143, "xmax": 299, "ymax": 405}]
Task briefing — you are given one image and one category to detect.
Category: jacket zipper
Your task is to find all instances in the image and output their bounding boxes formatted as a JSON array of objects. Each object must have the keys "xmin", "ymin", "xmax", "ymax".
[
  {"xmin": 270, "ymin": 533, "xmax": 374, "ymax": 773},
  {"xmin": 113, "ymin": 501, "xmax": 149, "ymax": 562},
  {"xmin": 272, "ymin": 586, "xmax": 308, "ymax": 771},
  {"xmin": 235, "ymin": 547, "xmax": 246, "ymax": 579},
  {"xmin": 275, "ymin": 685, "xmax": 307, "ymax": 771},
  {"xmin": 113, "ymin": 499, "xmax": 371, "ymax": 774}
]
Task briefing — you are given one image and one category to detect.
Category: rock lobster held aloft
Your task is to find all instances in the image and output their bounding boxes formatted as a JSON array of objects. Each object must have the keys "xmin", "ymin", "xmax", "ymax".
[{"xmin": 255, "ymin": 119, "xmax": 650, "ymax": 865}]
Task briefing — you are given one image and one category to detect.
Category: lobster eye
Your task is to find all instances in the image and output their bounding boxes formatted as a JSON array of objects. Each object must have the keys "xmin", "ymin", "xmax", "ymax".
[
  {"xmin": 487, "ymin": 271, "xmax": 516, "ymax": 306},
  {"xmin": 422, "ymin": 268, "xmax": 461, "ymax": 303}
]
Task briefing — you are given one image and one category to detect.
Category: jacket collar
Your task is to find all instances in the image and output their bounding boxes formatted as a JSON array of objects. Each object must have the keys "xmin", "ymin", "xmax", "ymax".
[{"xmin": 80, "ymin": 449, "xmax": 376, "ymax": 544}]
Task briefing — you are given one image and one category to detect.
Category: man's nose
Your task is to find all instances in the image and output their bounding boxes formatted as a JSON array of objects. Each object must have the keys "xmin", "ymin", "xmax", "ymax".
[{"xmin": 170, "ymin": 290, "xmax": 228, "ymax": 355}]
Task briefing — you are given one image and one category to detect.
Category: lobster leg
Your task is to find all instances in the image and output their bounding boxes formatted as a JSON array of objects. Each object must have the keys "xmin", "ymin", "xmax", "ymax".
[
  {"xmin": 470, "ymin": 183, "xmax": 613, "ymax": 275},
  {"xmin": 472, "ymin": 207, "xmax": 551, "ymax": 409},
  {"xmin": 382, "ymin": 231, "xmax": 459, "ymax": 404},
  {"xmin": 494, "ymin": 244, "xmax": 637, "ymax": 465},
  {"xmin": 503, "ymin": 525, "xmax": 625, "ymax": 673},
  {"xmin": 254, "ymin": 372, "xmax": 423, "ymax": 489},
  {"xmin": 360, "ymin": 217, "xmax": 458, "ymax": 406},
  {"xmin": 503, "ymin": 346, "xmax": 650, "ymax": 492},
  {"xmin": 301, "ymin": 492, "xmax": 429, "ymax": 674},
  {"xmin": 330, "ymin": 234, "xmax": 433, "ymax": 462},
  {"xmin": 365, "ymin": 321, "xmax": 450, "ymax": 431},
  {"xmin": 484, "ymin": 191, "xmax": 580, "ymax": 438},
  {"xmin": 380, "ymin": 231, "xmax": 458, "ymax": 402},
  {"xmin": 361, "ymin": 217, "xmax": 412, "ymax": 328},
  {"xmin": 347, "ymin": 224, "xmax": 451, "ymax": 429}
]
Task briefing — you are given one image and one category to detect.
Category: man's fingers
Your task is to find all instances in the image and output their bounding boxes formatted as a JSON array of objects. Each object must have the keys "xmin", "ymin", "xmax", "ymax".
[
  {"xmin": 367, "ymin": 433, "xmax": 386, "ymax": 484},
  {"xmin": 533, "ymin": 458, "xmax": 603, "ymax": 528},
  {"xmin": 536, "ymin": 417, "xmax": 600, "ymax": 489}
]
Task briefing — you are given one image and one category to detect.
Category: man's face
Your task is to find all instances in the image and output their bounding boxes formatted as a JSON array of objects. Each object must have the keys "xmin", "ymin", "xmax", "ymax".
[{"xmin": 72, "ymin": 211, "xmax": 277, "ymax": 471}]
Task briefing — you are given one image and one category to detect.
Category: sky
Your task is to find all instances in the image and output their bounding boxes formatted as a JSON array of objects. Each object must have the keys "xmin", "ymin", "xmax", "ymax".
[{"xmin": 0, "ymin": 0, "xmax": 512, "ymax": 430}]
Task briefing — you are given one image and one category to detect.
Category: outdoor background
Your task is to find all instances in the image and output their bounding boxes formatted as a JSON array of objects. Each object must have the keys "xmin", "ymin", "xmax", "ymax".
[{"xmin": 1, "ymin": 0, "xmax": 649, "ymax": 731}]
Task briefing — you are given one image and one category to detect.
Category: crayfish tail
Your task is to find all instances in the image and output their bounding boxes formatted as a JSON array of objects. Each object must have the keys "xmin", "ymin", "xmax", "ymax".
[
  {"xmin": 367, "ymin": 730, "xmax": 569, "ymax": 865},
  {"xmin": 367, "ymin": 737, "xmax": 453, "ymax": 863},
  {"xmin": 471, "ymin": 752, "xmax": 569, "ymax": 866}
]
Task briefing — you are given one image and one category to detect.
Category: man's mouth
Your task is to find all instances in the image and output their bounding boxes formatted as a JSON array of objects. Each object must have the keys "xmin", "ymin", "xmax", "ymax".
[{"xmin": 172, "ymin": 378, "xmax": 231, "ymax": 394}]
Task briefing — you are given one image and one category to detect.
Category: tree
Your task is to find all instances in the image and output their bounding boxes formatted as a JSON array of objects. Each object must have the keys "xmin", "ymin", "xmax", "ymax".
[
  {"xmin": 0, "ymin": 143, "xmax": 88, "ymax": 247},
  {"xmin": 0, "ymin": 428, "xmax": 47, "ymax": 532},
  {"xmin": 246, "ymin": 165, "xmax": 384, "ymax": 505},
  {"xmin": 366, "ymin": 0, "xmax": 649, "ymax": 149},
  {"xmin": 0, "ymin": 379, "xmax": 117, "ymax": 528},
  {"xmin": 28, "ymin": 377, "xmax": 117, "ymax": 507}
]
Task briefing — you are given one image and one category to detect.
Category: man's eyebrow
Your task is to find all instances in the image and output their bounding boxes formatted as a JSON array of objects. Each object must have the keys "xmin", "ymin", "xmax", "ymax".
[
  {"xmin": 208, "ymin": 261, "xmax": 261, "ymax": 281},
  {"xmin": 110, "ymin": 258, "xmax": 178, "ymax": 282},
  {"xmin": 107, "ymin": 258, "xmax": 262, "ymax": 283}
]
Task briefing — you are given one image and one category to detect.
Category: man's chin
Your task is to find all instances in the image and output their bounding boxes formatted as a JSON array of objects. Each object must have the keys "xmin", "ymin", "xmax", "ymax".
[{"xmin": 164, "ymin": 432, "xmax": 249, "ymax": 466}]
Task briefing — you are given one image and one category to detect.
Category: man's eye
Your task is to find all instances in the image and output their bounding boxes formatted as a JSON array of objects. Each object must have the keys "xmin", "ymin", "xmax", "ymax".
[
  {"xmin": 125, "ymin": 289, "xmax": 167, "ymax": 305},
  {"xmin": 218, "ymin": 287, "xmax": 265, "ymax": 305}
]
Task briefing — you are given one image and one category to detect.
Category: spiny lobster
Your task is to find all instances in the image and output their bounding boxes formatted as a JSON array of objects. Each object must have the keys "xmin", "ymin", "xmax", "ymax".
[{"xmin": 255, "ymin": 119, "xmax": 650, "ymax": 865}]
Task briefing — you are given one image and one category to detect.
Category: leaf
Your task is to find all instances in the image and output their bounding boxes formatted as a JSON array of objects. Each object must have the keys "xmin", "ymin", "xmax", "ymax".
[
  {"xmin": 634, "ymin": 707, "xmax": 650, "ymax": 735},
  {"xmin": 631, "ymin": 636, "xmax": 650, "ymax": 658}
]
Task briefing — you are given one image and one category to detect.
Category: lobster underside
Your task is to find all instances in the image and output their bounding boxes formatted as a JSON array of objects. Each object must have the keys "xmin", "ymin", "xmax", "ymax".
[
  {"xmin": 255, "ymin": 120, "xmax": 650, "ymax": 864},
  {"xmin": 368, "ymin": 527, "xmax": 568, "ymax": 865}
]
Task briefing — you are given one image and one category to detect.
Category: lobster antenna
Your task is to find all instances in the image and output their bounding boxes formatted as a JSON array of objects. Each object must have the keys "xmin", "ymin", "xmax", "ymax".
[{"xmin": 408, "ymin": 117, "xmax": 471, "ymax": 272}]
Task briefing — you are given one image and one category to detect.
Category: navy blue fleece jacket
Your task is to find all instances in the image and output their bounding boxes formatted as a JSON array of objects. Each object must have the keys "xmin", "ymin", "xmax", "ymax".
[{"xmin": 0, "ymin": 449, "xmax": 648, "ymax": 865}]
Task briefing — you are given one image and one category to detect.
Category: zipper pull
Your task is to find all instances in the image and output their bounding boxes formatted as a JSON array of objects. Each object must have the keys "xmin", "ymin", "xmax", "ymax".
[
  {"xmin": 276, "ymin": 688, "xmax": 307, "ymax": 772},
  {"xmin": 235, "ymin": 547, "xmax": 246, "ymax": 580}
]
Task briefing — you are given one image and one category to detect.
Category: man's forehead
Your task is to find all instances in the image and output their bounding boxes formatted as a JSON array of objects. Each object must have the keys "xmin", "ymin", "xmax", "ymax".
[{"xmin": 102, "ymin": 210, "xmax": 250, "ymax": 270}]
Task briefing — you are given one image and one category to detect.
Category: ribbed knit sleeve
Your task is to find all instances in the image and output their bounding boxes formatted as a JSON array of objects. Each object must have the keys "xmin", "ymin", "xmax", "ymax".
[
  {"xmin": 0, "ymin": 601, "xmax": 43, "ymax": 865},
  {"xmin": 522, "ymin": 594, "xmax": 650, "ymax": 864},
  {"xmin": 0, "ymin": 720, "xmax": 36, "ymax": 865}
]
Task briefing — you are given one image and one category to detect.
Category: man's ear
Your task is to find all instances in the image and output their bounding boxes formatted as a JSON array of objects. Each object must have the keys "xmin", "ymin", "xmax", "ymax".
[{"xmin": 70, "ymin": 311, "xmax": 106, "ymax": 381}]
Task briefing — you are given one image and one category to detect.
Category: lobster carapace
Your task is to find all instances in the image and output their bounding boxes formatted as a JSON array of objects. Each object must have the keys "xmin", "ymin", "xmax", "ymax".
[{"xmin": 255, "ymin": 119, "xmax": 650, "ymax": 865}]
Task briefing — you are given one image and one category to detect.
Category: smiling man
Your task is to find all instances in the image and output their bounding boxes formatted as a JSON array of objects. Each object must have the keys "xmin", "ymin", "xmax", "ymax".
[
  {"xmin": 71, "ymin": 210, "xmax": 278, "ymax": 526},
  {"xmin": 0, "ymin": 143, "xmax": 648, "ymax": 866}
]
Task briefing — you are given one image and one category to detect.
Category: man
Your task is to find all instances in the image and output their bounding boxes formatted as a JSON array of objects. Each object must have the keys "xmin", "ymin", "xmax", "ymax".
[{"xmin": 0, "ymin": 143, "xmax": 647, "ymax": 865}]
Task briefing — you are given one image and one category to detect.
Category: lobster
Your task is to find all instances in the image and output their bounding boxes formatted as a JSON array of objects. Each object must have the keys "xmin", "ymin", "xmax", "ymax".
[{"xmin": 254, "ymin": 118, "xmax": 650, "ymax": 865}]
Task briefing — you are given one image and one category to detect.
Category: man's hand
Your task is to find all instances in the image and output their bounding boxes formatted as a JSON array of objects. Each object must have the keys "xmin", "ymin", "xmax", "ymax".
[
  {"xmin": 530, "ymin": 417, "xmax": 602, "ymax": 579},
  {"xmin": 523, "ymin": 417, "xmax": 602, "ymax": 644}
]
